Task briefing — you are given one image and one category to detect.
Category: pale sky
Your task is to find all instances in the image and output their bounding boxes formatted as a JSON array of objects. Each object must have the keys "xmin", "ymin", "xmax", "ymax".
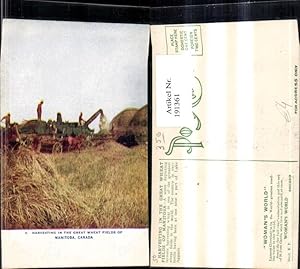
[{"xmin": 1, "ymin": 19, "xmax": 149, "ymax": 131}]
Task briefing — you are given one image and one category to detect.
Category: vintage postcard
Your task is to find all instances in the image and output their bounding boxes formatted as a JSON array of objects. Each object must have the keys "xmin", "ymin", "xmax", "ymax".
[
  {"xmin": 0, "ymin": 19, "xmax": 149, "ymax": 268},
  {"xmin": 151, "ymin": 20, "xmax": 299, "ymax": 268}
]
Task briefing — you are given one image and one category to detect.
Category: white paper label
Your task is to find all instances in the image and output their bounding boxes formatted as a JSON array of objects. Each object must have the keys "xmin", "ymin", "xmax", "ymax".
[{"xmin": 156, "ymin": 56, "xmax": 194, "ymax": 127}]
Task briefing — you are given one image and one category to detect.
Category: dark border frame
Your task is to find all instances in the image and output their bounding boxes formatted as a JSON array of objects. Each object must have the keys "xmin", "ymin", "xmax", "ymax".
[{"xmin": 1, "ymin": 1, "xmax": 299, "ymax": 269}]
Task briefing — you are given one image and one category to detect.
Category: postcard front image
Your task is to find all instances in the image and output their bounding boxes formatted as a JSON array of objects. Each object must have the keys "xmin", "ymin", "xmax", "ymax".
[{"xmin": 0, "ymin": 19, "xmax": 149, "ymax": 268}]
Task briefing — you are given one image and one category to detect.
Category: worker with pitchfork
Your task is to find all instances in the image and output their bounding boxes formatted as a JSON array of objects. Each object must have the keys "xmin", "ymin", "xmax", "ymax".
[
  {"xmin": 37, "ymin": 100, "xmax": 44, "ymax": 121},
  {"xmin": 1, "ymin": 113, "xmax": 11, "ymax": 128}
]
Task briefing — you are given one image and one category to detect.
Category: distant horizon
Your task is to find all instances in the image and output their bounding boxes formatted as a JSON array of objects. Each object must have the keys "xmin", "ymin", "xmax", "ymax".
[{"xmin": 1, "ymin": 19, "xmax": 149, "ymax": 131}]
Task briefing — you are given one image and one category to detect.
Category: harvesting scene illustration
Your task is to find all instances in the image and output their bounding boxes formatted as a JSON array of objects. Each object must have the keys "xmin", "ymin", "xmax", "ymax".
[
  {"xmin": 0, "ymin": 20, "xmax": 149, "ymax": 230},
  {"xmin": 1, "ymin": 102, "xmax": 148, "ymax": 229}
]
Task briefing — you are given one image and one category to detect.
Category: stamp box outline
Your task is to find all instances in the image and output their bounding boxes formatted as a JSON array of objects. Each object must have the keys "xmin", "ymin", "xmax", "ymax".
[{"xmin": 164, "ymin": 25, "xmax": 204, "ymax": 56}]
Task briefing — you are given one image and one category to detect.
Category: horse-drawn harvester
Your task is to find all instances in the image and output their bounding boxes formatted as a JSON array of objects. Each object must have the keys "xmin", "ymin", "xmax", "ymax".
[{"xmin": 1, "ymin": 109, "xmax": 111, "ymax": 153}]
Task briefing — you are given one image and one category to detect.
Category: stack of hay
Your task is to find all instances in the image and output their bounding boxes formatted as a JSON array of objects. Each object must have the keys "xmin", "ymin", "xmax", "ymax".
[
  {"xmin": 128, "ymin": 105, "xmax": 148, "ymax": 144},
  {"xmin": 1, "ymin": 148, "xmax": 97, "ymax": 229},
  {"xmin": 110, "ymin": 105, "xmax": 148, "ymax": 145},
  {"xmin": 109, "ymin": 108, "xmax": 138, "ymax": 139}
]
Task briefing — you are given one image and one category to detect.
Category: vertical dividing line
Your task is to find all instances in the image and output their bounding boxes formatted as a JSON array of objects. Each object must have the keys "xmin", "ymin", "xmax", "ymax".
[
  {"xmin": 235, "ymin": 22, "xmax": 255, "ymax": 268},
  {"xmin": 204, "ymin": 23, "xmax": 228, "ymax": 267},
  {"xmin": 148, "ymin": 34, "xmax": 152, "ymax": 264}
]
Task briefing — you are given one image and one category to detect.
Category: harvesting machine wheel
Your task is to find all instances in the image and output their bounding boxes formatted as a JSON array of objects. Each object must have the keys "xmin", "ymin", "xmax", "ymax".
[{"xmin": 52, "ymin": 142, "xmax": 63, "ymax": 154}]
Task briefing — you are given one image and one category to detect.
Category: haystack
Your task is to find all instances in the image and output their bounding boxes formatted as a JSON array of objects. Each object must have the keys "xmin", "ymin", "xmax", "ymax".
[
  {"xmin": 109, "ymin": 108, "xmax": 138, "ymax": 139},
  {"xmin": 19, "ymin": 119, "xmax": 47, "ymax": 131},
  {"xmin": 1, "ymin": 148, "xmax": 97, "ymax": 229},
  {"xmin": 128, "ymin": 105, "xmax": 148, "ymax": 144}
]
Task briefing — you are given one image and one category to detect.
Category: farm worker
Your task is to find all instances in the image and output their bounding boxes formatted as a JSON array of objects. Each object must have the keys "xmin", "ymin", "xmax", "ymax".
[
  {"xmin": 1, "ymin": 113, "xmax": 11, "ymax": 128},
  {"xmin": 37, "ymin": 100, "xmax": 44, "ymax": 121},
  {"xmin": 99, "ymin": 110, "xmax": 108, "ymax": 131},
  {"xmin": 50, "ymin": 122, "xmax": 57, "ymax": 139},
  {"xmin": 11, "ymin": 123, "xmax": 21, "ymax": 142},
  {"xmin": 5, "ymin": 123, "xmax": 21, "ymax": 150},
  {"xmin": 6, "ymin": 123, "xmax": 21, "ymax": 147},
  {"xmin": 79, "ymin": 112, "xmax": 86, "ymax": 126}
]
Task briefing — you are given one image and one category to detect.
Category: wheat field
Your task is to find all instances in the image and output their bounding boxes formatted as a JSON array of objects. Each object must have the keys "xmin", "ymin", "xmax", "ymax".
[{"xmin": 1, "ymin": 141, "xmax": 148, "ymax": 229}]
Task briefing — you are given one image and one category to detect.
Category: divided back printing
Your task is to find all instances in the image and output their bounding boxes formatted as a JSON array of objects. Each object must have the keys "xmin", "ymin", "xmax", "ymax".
[{"xmin": 151, "ymin": 20, "xmax": 299, "ymax": 269}]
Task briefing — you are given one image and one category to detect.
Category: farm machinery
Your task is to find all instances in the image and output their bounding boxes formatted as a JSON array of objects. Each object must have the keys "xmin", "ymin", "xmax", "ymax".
[{"xmin": 1, "ymin": 109, "xmax": 111, "ymax": 153}]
